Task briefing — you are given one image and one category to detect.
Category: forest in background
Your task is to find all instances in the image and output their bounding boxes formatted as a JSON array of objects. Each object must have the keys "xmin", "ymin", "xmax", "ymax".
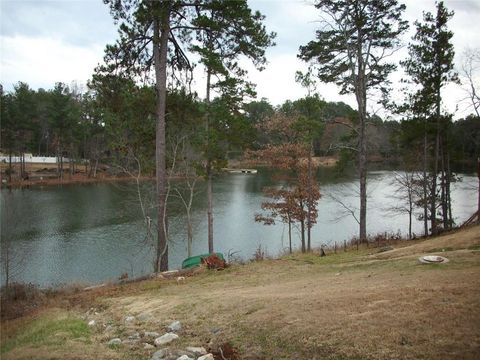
[{"xmin": 1, "ymin": 81, "xmax": 478, "ymax": 177}]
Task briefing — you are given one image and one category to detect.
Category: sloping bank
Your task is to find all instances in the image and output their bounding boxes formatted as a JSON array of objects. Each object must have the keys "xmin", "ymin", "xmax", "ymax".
[{"xmin": 1, "ymin": 225, "xmax": 479, "ymax": 359}]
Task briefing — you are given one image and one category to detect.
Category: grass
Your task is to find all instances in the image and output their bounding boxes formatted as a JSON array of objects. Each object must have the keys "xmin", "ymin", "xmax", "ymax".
[
  {"xmin": 1, "ymin": 225, "xmax": 479, "ymax": 359},
  {"xmin": 1, "ymin": 310, "xmax": 90, "ymax": 354}
]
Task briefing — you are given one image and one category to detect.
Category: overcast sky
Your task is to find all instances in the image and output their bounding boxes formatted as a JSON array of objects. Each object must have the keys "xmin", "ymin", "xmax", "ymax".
[{"xmin": 1, "ymin": 0, "xmax": 479, "ymax": 119}]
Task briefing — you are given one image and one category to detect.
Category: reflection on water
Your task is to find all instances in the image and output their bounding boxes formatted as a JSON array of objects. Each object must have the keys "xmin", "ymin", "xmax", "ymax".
[{"xmin": 1, "ymin": 169, "xmax": 477, "ymax": 286}]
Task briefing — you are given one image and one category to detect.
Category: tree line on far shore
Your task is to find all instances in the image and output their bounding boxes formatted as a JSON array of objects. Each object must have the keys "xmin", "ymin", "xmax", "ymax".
[{"xmin": 1, "ymin": 82, "xmax": 477, "ymax": 177}]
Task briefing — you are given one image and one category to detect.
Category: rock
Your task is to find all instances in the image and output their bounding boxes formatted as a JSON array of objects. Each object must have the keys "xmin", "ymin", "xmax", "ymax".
[
  {"xmin": 197, "ymin": 354, "xmax": 214, "ymax": 360},
  {"xmin": 128, "ymin": 332, "xmax": 141, "ymax": 340},
  {"xmin": 172, "ymin": 350, "xmax": 194, "ymax": 358},
  {"xmin": 167, "ymin": 320, "xmax": 182, "ymax": 332},
  {"xmin": 176, "ymin": 356, "xmax": 193, "ymax": 360},
  {"xmin": 210, "ymin": 327, "xmax": 221, "ymax": 334},
  {"xmin": 104, "ymin": 325, "xmax": 115, "ymax": 332},
  {"xmin": 154, "ymin": 333, "xmax": 179, "ymax": 346},
  {"xmin": 122, "ymin": 339, "xmax": 138, "ymax": 344},
  {"xmin": 138, "ymin": 312, "xmax": 152, "ymax": 322},
  {"xmin": 185, "ymin": 347, "xmax": 207, "ymax": 356},
  {"xmin": 144, "ymin": 331, "xmax": 161, "ymax": 337},
  {"xmin": 144, "ymin": 343, "xmax": 155, "ymax": 349},
  {"xmin": 88, "ymin": 320, "xmax": 96, "ymax": 327},
  {"xmin": 152, "ymin": 349, "xmax": 170, "ymax": 360},
  {"xmin": 107, "ymin": 338, "xmax": 122, "ymax": 346},
  {"xmin": 125, "ymin": 315, "xmax": 136, "ymax": 323}
]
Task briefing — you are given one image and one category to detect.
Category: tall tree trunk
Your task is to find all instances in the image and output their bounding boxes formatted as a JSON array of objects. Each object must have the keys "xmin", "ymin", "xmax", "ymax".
[
  {"xmin": 431, "ymin": 128, "xmax": 439, "ymax": 235},
  {"xmin": 153, "ymin": 9, "xmax": 170, "ymax": 272},
  {"xmin": 359, "ymin": 125, "xmax": 367, "ymax": 242},
  {"xmin": 423, "ymin": 131, "xmax": 429, "ymax": 236},
  {"xmin": 356, "ymin": 85, "xmax": 367, "ymax": 243},
  {"xmin": 57, "ymin": 146, "xmax": 60, "ymax": 178},
  {"xmin": 431, "ymin": 88, "xmax": 441, "ymax": 235},
  {"xmin": 205, "ymin": 70, "xmax": 214, "ymax": 254},
  {"xmin": 355, "ymin": 49, "xmax": 367, "ymax": 243},
  {"xmin": 8, "ymin": 150, "xmax": 12, "ymax": 184},
  {"xmin": 300, "ymin": 218, "xmax": 306, "ymax": 253},
  {"xmin": 187, "ymin": 210, "xmax": 193, "ymax": 258},
  {"xmin": 446, "ymin": 151, "xmax": 453, "ymax": 227},
  {"xmin": 288, "ymin": 215, "xmax": 292, "ymax": 254},
  {"xmin": 477, "ymin": 157, "xmax": 480, "ymax": 223},
  {"xmin": 20, "ymin": 152, "xmax": 25, "ymax": 179},
  {"xmin": 60, "ymin": 151, "xmax": 64, "ymax": 181},
  {"xmin": 69, "ymin": 148, "xmax": 73, "ymax": 177},
  {"xmin": 407, "ymin": 172, "xmax": 413, "ymax": 240},
  {"xmin": 408, "ymin": 202, "xmax": 412, "ymax": 240},
  {"xmin": 307, "ymin": 142, "xmax": 312, "ymax": 252},
  {"xmin": 441, "ymin": 141, "xmax": 448, "ymax": 229}
]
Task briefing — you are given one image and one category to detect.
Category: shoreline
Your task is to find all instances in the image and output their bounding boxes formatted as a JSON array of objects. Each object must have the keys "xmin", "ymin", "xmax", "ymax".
[{"xmin": 1, "ymin": 173, "xmax": 155, "ymax": 189}]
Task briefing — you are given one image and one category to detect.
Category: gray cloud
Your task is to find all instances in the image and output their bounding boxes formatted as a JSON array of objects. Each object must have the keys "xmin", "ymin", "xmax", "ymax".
[
  {"xmin": 449, "ymin": 0, "xmax": 480, "ymax": 14},
  {"xmin": 0, "ymin": 0, "xmax": 117, "ymax": 47}
]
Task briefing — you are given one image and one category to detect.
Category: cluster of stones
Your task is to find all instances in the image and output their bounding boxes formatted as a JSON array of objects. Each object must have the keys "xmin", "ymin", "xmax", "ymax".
[{"xmin": 88, "ymin": 314, "xmax": 215, "ymax": 360}]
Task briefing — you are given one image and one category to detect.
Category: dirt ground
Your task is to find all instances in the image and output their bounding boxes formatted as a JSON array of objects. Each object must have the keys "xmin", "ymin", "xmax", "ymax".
[{"xmin": 1, "ymin": 225, "xmax": 479, "ymax": 359}]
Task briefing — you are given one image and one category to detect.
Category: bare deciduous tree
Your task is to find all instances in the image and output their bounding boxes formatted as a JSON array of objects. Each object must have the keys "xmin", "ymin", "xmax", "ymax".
[{"xmin": 459, "ymin": 47, "xmax": 480, "ymax": 117}]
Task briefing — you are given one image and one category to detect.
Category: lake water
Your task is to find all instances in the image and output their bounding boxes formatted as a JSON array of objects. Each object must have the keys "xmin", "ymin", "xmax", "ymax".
[{"xmin": 1, "ymin": 169, "xmax": 478, "ymax": 287}]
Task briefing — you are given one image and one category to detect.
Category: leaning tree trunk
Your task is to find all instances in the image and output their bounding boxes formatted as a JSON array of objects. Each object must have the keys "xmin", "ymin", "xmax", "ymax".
[{"xmin": 153, "ymin": 9, "xmax": 170, "ymax": 272}]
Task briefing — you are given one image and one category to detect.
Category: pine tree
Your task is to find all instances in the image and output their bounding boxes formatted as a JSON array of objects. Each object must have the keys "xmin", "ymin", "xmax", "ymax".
[
  {"xmin": 100, "ymin": 0, "xmax": 274, "ymax": 269},
  {"xmin": 299, "ymin": 0, "xmax": 408, "ymax": 243},
  {"xmin": 401, "ymin": 1, "xmax": 458, "ymax": 234},
  {"xmin": 191, "ymin": 0, "xmax": 275, "ymax": 253}
]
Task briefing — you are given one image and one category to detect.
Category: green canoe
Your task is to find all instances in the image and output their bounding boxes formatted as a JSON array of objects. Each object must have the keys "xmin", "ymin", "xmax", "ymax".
[{"xmin": 182, "ymin": 252, "xmax": 225, "ymax": 269}]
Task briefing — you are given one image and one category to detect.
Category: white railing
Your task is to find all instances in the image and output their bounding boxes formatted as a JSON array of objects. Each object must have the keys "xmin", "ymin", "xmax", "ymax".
[{"xmin": 0, "ymin": 154, "xmax": 70, "ymax": 164}]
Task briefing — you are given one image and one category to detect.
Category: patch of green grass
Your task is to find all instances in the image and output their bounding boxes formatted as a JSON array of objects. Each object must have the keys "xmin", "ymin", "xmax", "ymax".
[
  {"xmin": 467, "ymin": 244, "xmax": 480, "ymax": 250},
  {"xmin": 1, "ymin": 312, "xmax": 90, "ymax": 354}
]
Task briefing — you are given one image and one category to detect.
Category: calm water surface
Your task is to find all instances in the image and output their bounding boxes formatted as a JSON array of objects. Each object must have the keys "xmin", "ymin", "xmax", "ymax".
[{"xmin": 1, "ymin": 169, "xmax": 477, "ymax": 286}]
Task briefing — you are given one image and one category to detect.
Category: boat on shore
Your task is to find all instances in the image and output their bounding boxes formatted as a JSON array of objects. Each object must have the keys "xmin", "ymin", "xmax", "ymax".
[{"xmin": 182, "ymin": 252, "xmax": 225, "ymax": 269}]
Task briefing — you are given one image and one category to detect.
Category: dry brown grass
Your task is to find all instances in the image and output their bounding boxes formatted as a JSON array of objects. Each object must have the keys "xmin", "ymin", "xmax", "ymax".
[
  {"xmin": 372, "ymin": 225, "xmax": 480, "ymax": 260},
  {"xmin": 2, "ymin": 226, "xmax": 479, "ymax": 359}
]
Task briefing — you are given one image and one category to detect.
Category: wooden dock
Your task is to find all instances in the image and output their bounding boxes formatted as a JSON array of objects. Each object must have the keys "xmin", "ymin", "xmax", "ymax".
[{"xmin": 222, "ymin": 168, "xmax": 258, "ymax": 174}]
